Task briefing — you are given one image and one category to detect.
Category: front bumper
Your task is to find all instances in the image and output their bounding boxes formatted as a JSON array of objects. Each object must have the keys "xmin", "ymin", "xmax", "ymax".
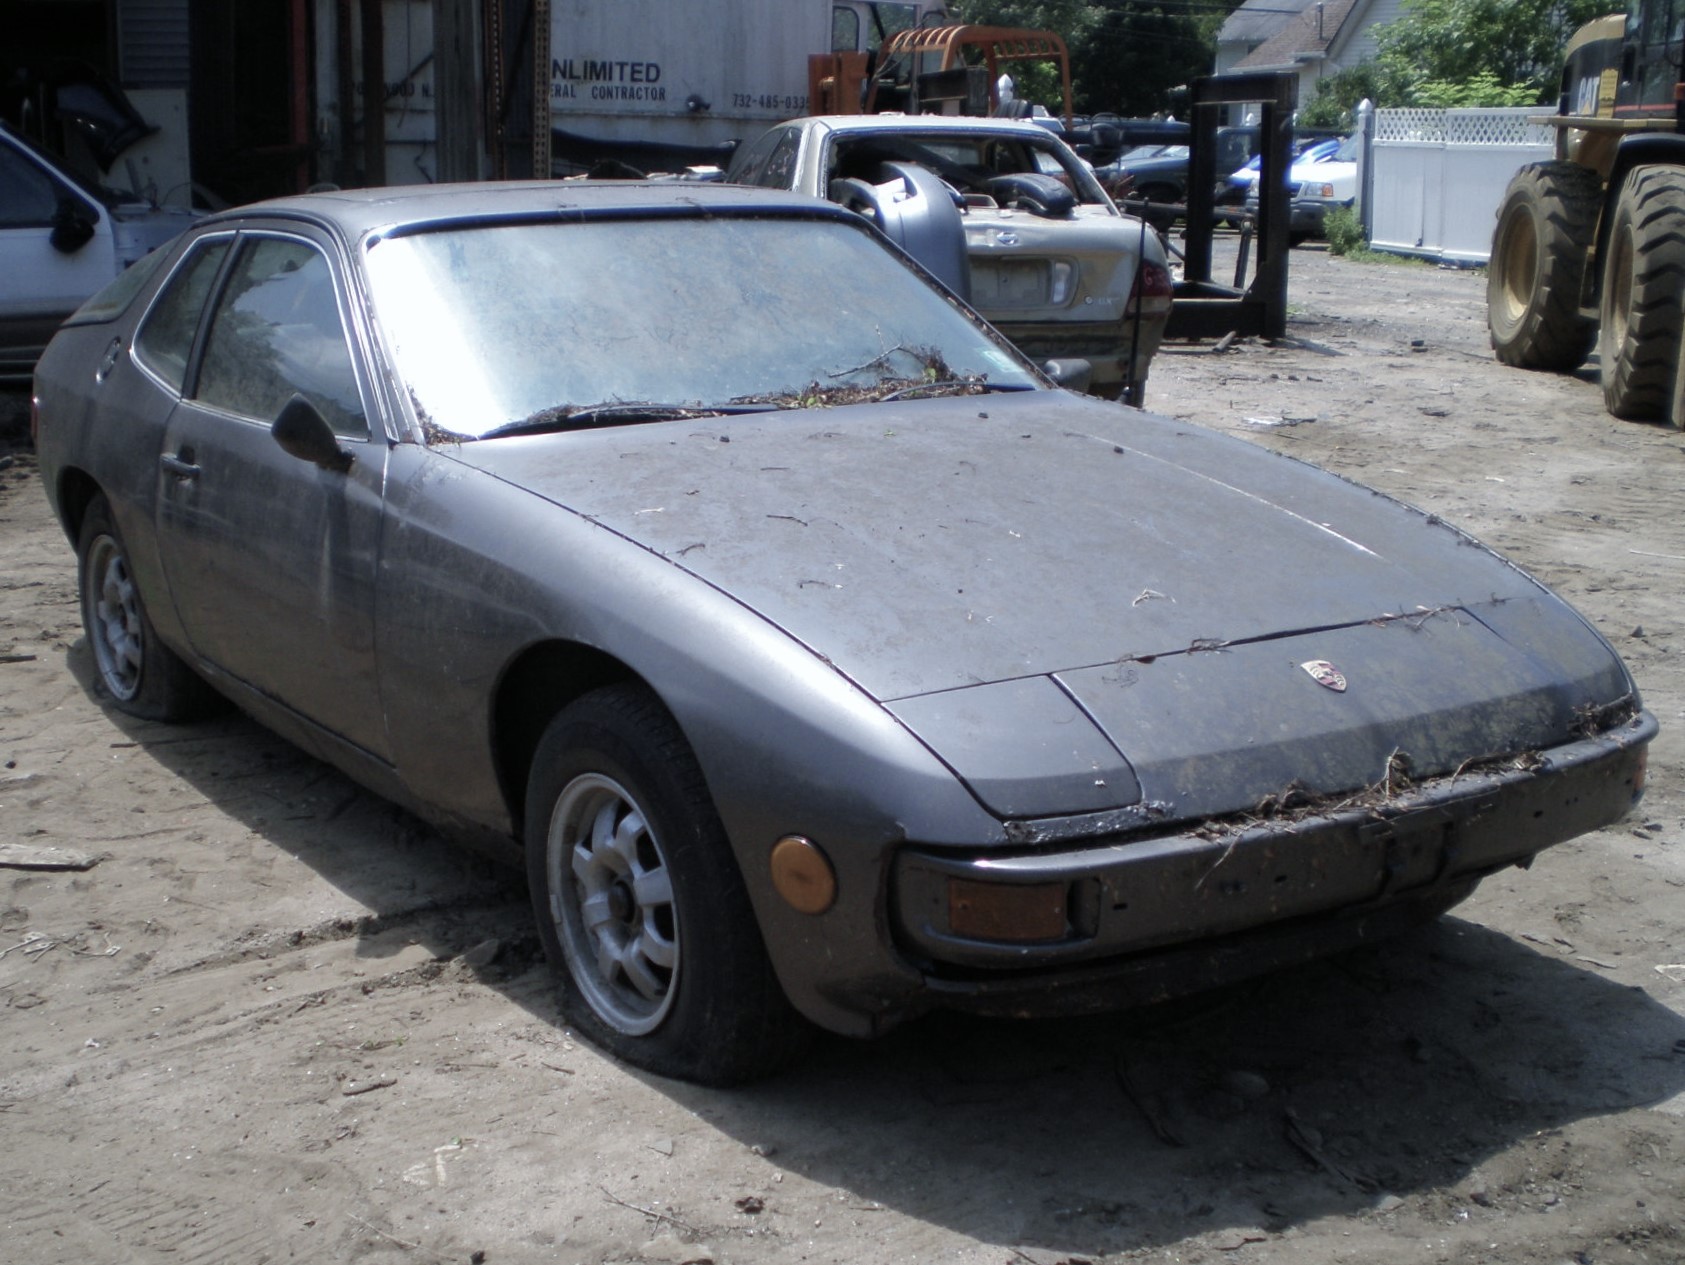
[
  {"xmin": 1244, "ymin": 196, "xmax": 1349, "ymax": 236},
  {"xmin": 890, "ymin": 711, "xmax": 1654, "ymax": 1015}
]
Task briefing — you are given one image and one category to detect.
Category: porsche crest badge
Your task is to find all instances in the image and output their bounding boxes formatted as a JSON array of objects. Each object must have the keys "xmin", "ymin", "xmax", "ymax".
[{"xmin": 1300, "ymin": 659, "xmax": 1347, "ymax": 692}]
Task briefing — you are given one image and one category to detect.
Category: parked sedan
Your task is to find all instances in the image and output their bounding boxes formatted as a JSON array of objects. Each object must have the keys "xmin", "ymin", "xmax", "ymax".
[
  {"xmin": 1246, "ymin": 134, "xmax": 1359, "ymax": 244},
  {"xmin": 1094, "ymin": 126, "xmax": 1259, "ymax": 229},
  {"xmin": 34, "ymin": 182, "xmax": 1654, "ymax": 1085},
  {"xmin": 726, "ymin": 114, "xmax": 1171, "ymax": 405},
  {"xmin": 1219, "ymin": 137, "xmax": 1341, "ymax": 208}
]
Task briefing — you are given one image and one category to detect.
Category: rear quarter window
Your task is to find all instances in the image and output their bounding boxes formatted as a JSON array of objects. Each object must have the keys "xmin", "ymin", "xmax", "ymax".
[
  {"xmin": 64, "ymin": 245, "xmax": 174, "ymax": 327},
  {"xmin": 134, "ymin": 238, "xmax": 233, "ymax": 393}
]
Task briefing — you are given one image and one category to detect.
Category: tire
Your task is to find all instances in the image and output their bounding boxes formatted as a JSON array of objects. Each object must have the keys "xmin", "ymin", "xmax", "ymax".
[
  {"xmin": 1599, "ymin": 165, "xmax": 1685, "ymax": 419},
  {"xmin": 524, "ymin": 684, "xmax": 806, "ymax": 1085},
  {"xmin": 1486, "ymin": 161, "xmax": 1600, "ymax": 371},
  {"xmin": 77, "ymin": 494, "xmax": 220, "ymax": 721}
]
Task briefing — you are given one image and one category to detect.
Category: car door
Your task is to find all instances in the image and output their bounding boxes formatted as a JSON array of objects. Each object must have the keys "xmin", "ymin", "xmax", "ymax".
[
  {"xmin": 0, "ymin": 131, "xmax": 115, "ymax": 373},
  {"xmin": 149, "ymin": 228, "xmax": 391, "ymax": 759}
]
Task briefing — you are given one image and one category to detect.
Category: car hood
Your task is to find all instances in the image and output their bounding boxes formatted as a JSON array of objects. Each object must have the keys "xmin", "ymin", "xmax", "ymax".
[
  {"xmin": 1289, "ymin": 160, "xmax": 1357, "ymax": 189},
  {"xmin": 452, "ymin": 392, "xmax": 1633, "ymax": 819}
]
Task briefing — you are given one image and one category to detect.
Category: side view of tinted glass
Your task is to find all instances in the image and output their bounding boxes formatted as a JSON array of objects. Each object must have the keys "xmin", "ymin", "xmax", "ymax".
[
  {"xmin": 133, "ymin": 239, "xmax": 232, "ymax": 393},
  {"xmin": 195, "ymin": 238, "xmax": 366, "ymax": 437},
  {"xmin": 757, "ymin": 131, "xmax": 802, "ymax": 189},
  {"xmin": 725, "ymin": 127, "xmax": 784, "ymax": 185},
  {"xmin": 831, "ymin": 7, "xmax": 860, "ymax": 51},
  {"xmin": 0, "ymin": 144, "xmax": 63, "ymax": 227}
]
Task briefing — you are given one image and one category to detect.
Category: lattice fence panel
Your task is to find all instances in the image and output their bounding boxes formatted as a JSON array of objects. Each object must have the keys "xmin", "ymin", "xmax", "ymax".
[{"xmin": 1375, "ymin": 107, "xmax": 1555, "ymax": 147}]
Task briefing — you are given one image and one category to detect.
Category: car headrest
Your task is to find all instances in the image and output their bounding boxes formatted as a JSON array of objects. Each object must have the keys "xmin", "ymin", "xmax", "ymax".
[{"xmin": 985, "ymin": 172, "xmax": 1078, "ymax": 218}]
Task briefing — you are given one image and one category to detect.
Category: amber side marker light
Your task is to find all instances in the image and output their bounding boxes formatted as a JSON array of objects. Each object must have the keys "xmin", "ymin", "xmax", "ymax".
[
  {"xmin": 770, "ymin": 835, "xmax": 836, "ymax": 914},
  {"xmin": 949, "ymin": 878, "xmax": 1068, "ymax": 942}
]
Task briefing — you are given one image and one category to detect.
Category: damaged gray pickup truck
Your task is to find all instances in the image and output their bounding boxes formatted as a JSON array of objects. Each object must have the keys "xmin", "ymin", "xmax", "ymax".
[{"xmin": 32, "ymin": 181, "xmax": 1654, "ymax": 1085}]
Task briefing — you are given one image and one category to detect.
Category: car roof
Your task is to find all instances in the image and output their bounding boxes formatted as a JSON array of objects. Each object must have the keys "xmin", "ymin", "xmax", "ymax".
[
  {"xmin": 795, "ymin": 114, "xmax": 1068, "ymax": 141},
  {"xmin": 191, "ymin": 179, "xmax": 854, "ymax": 242}
]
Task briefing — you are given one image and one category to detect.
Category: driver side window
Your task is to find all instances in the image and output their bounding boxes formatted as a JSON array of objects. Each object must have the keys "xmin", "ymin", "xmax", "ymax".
[
  {"xmin": 0, "ymin": 145, "xmax": 62, "ymax": 227},
  {"xmin": 194, "ymin": 238, "xmax": 367, "ymax": 438}
]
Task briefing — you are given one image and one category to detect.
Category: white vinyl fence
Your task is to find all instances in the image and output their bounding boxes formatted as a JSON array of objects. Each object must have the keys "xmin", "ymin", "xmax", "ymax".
[{"xmin": 1359, "ymin": 107, "xmax": 1556, "ymax": 265}]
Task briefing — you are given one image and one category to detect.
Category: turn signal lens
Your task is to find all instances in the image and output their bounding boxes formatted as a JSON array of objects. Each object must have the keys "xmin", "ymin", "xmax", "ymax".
[{"xmin": 770, "ymin": 835, "xmax": 836, "ymax": 914}]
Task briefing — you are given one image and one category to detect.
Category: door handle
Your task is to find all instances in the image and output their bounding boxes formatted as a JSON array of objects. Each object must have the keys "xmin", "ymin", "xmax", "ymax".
[
  {"xmin": 95, "ymin": 338, "xmax": 122, "ymax": 382},
  {"xmin": 160, "ymin": 452, "xmax": 200, "ymax": 480}
]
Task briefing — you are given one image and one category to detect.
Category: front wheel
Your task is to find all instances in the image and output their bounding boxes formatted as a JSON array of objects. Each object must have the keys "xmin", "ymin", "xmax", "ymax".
[
  {"xmin": 1487, "ymin": 161, "xmax": 1600, "ymax": 371},
  {"xmin": 525, "ymin": 684, "xmax": 806, "ymax": 1084}
]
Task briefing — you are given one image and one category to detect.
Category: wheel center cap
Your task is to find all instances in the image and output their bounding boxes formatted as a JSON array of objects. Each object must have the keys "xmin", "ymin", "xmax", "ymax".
[{"xmin": 607, "ymin": 882, "xmax": 634, "ymax": 921}]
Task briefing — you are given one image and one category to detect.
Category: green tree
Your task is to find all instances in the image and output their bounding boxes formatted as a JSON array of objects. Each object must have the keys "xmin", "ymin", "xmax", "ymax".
[
  {"xmin": 1373, "ymin": 0, "xmax": 1611, "ymax": 104},
  {"xmin": 951, "ymin": 0, "xmax": 1246, "ymax": 116},
  {"xmin": 1298, "ymin": 63, "xmax": 1403, "ymax": 129},
  {"xmin": 1298, "ymin": 0, "xmax": 1607, "ymax": 122}
]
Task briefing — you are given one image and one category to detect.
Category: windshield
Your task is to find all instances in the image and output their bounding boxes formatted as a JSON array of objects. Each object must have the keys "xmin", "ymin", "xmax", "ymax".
[{"xmin": 364, "ymin": 214, "xmax": 1038, "ymax": 439}]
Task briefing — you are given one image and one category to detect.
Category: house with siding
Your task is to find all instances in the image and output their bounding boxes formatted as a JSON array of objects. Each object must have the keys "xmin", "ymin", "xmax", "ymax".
[{"xmin": 1218, "ymin": 0, "xmax": 1409, "ymax": 106}]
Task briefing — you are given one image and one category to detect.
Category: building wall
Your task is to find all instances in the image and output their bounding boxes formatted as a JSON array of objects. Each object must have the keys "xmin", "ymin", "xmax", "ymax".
[{"xmin": 1332, "ymin": 0, "xmax": 1407, "ymax": 69}]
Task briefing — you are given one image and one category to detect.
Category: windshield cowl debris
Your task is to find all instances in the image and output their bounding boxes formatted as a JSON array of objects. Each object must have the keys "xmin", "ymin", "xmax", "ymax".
[{"xmin": 453, "ymin": 377, "xmax": 1027, "ymax": 443}]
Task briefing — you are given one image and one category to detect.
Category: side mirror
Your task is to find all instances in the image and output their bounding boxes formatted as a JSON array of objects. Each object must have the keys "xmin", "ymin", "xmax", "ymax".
[
  {"xmin": 1042, "ymin": 358, "xmax": 1093, "ymax": 393},
  {"xmin": 49, "ymin": 198, "xmax": 97, "ymax": 253},
  {"xmin": 272, "ymin": 394, "xmax": 353, "ymax": 472}
]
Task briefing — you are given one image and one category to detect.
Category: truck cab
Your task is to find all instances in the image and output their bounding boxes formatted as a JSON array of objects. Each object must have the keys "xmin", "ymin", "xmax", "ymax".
[{"xmin": 0, "ymin": 123, "xmax": 195, "ymax": 381}]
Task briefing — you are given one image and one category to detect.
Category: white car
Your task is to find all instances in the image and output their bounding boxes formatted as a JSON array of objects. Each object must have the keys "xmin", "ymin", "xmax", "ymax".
[
  {"xmin": 1246, "ymin": 134, "xmax": 1358, "ymax": 245},
  {"xmin": 727, "ymin": 114, "xmax": 1173, "ymax": 405},
  {"xmin": 0, "ymin": 122, "xmax": 195, "ymax": 379}
]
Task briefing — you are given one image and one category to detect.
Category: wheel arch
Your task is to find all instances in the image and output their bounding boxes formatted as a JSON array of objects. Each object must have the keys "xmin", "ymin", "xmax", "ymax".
[
  {"xmin": 491, "ymin": 639, "xmax": 643, "ymax": 846},
  {"xmin": 51, "ymin": 465, "xmax": 103, "ymax": 548}
]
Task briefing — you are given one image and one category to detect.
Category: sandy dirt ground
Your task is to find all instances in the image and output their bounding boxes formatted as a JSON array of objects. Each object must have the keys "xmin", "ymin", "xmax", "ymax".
[{"xmin": 2, "ymin": 245, "xmax": 1683, "ymax": 1265}]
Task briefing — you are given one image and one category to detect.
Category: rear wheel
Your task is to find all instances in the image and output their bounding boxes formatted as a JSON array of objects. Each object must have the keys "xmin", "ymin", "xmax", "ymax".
[
  {"xmin": 77, "ymin": 494, "xmax": 219, "ymax": 721},
  {"xmin": 525, "ymin": 684, "xmax": 806, "ymax": 1084},
  {"xmin": 1599, "ymin": 165, "xmax": 1685, "ymax": 419},
  {"xmin": 1486, "ymin": 161, "xmax": 1600, "ymax": 371}
]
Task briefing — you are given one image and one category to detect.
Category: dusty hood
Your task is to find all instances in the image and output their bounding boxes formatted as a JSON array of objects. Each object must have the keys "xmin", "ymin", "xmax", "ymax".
[
  {"xmin": 452, "ymin": 392, "xmax": 1632, "ymax": 818},
  {"xmin": 456, "ymin": 392, "xmax": 1579, "ymax": 697}
]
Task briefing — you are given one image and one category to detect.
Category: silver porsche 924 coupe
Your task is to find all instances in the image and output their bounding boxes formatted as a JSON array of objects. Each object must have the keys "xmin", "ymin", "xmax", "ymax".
[{"xmin": 32, "ymin": 182, "xmax": 1654, "ymax": 1085}]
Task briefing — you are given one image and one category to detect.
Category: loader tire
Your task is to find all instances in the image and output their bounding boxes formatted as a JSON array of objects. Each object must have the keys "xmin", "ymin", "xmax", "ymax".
[
  {"xmin": 1599, "ymin": 165, "xmax": 1685, "ymax": 419},
  {"xmin": 1487, "ymin": 161, "xmax": 1600, "ymax": 371}
]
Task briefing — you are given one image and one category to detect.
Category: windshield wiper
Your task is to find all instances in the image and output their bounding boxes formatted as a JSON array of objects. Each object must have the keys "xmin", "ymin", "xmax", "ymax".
[
  {"xmin": 476, "ymin": 401, "xmax": 778, "ymax": 441},
  {"xmin": 875, "ymin": 380, "xmax": 1035, "ymax": 403}
]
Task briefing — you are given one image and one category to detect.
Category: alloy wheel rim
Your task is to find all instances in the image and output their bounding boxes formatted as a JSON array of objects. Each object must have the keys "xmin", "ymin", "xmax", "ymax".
[
  {"xmin": 547, "ymin": 772, "xmax": 679, "ymax": 1035},
  {"xmin": 86, "ymin": 535, "xmax": 143, "ymax": 701}
]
